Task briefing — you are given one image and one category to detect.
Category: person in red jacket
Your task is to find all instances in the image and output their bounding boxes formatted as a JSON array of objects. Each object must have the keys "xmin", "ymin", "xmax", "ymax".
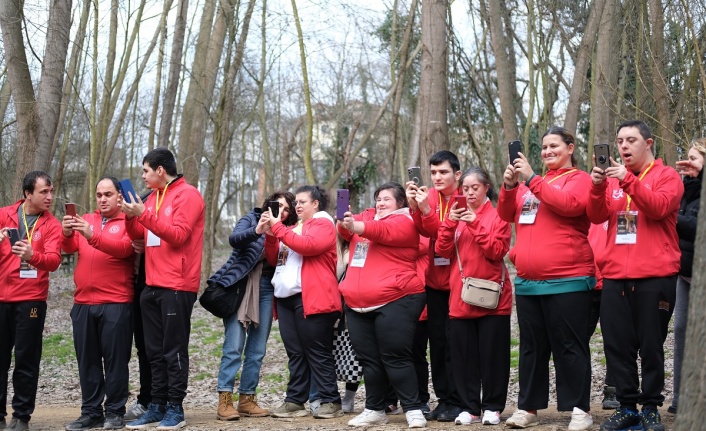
[
  {"xmin": 0, "ymin": 171, "xmax": 62, "ymax": 431},
  {"xmin": 261, "ymin": 185, "xmax": 343, "ymax": 420},
  {"xmin": 121, "ymin": 148, "xmax": 205, "ymax": 431},
  {"xmin": 435, "ymin": 167, "xmax": 512, "ymax": 426},
  {"xmin": 405, "ymin": 150, "xmax": 462, "ymax": 422},
  {"xmin": 497, "ymin": 127, "xmax": 595, "ymax": 431},
  {"xmin": 61, "ymin": 177, "xmax": 136, "ymax": 431},
  {"xmin": 337, "ymin": 182, "xmax": 427, "ymax": 429},
  {"xmin": 587, "ymin": 120, "xmax": 682, "ymax": 431}
]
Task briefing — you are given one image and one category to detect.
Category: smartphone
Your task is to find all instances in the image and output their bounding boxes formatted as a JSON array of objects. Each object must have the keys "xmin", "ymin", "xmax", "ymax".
[
  {"xmin": 7, "ymin": 228, "xmax": 20, "ymax": 247},
  {"xmin": 336, "ymin": 189, "xmax": 350, "ymax": 220},
  {"xmin": 508, "ymin": 140, "xmax": 523, "ymax": 164},
  {"xmin": 453, "ymin": 194, "xmax": 467, "ymax": 211},
  {"xmin": 594, "ymin": 143, "xmax": 611, "ymax": 171},
  {"xmin": 65, "ymin": 202, "xmax": 77, "ymax": 217},
  {"xmin": 118, "ymin": 179, "xmax": 138, "ymax": 203},
  {"xmin": 269, "ymin": 201, "xmax": 280, "ymax": 218},
  {"xmin": 408, "ymin": 166, "xmax": 423, "ymax": 186}
]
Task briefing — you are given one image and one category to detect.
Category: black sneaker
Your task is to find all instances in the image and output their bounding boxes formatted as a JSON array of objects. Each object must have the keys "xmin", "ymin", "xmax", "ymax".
[
  {"xmin": 641, "ymin": 408, "xmax": 665, "ymax": 431},
  {"xmin": 103, "ymin": 413, "xmax": 125, "ymax": 430},
  {"xmin": 599, "ymin": 407, "xmax": 642, "ymax": 431},
  {"xmin": 425, "ymin": 402, "xmax": 449, "ymax": 421},
  {"xmin": 65, "ymin": 415, "xmax": 105, "ymax": 430},
  {"xmin": 437, "ymin": 405, "xmax": 463, "ymax": 422},
  {"xmin": 602, "ymin": 386, "xmax": 620, "ymax": 410},
  {"xmin": 667, "ymin": 405, "xmax": 677, "ymax": 415},
  {"xmin": 7, "ymin": 418, "xmax": 29, "ymax": 431}
]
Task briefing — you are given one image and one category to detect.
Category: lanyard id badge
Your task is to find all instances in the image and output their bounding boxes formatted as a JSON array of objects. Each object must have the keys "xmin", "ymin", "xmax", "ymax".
[
  {"xmin": 19, "ymin": 261, "xmax": 38, "ymax": 279},
  {"xmin": 350, "ymin": 240, "xmax": 370, "ymax": 267},
  {"xmin": 519, "ymin": 194, "xmax": 540, "ymax": 224},
  {"xmin": 146, "ymin": 230, "xmax": 161, "ymax": 247},
  {"xmin": 433, "ymin": 253, "xmax": 450, "ymax": 266},
  {"xmin": 615, "ymin": 211, "xmax": 638, "ymax": 244}
]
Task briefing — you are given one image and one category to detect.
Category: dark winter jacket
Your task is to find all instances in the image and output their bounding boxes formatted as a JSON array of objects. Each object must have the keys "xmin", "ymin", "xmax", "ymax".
[
  {"xmin": 208, "ymin": 209, "xmax": 264, "ymax": 288},
  {"xmin": 677, "ymin": 170, "xmax": 702, "ymax": 277}
]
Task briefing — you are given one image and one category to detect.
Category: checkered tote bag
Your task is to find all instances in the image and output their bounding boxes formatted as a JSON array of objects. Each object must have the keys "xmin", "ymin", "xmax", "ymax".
[{"xmin": 333, "ymin": 322, "xmax": 363, "ymax": 384}]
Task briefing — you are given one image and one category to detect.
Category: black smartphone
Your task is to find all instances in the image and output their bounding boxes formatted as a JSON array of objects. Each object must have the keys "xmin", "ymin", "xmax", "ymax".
[
  {"xmin": 269, "ymin": 201, "xmax": 280, "ymax": 218},
  {"xmin": 594, "ymin": 143, "xmax": 611, "ymax": 171},
  {"xmin": 65, "ymin": 202, "xmax": 77, "ymax": 217},
  {"xmin": 118, "ymin": 179, "xmax": 138, "ymax": 203},
  {"xmin": 408, "ymin": 166, "xmax": 423, "ymax": 186},
  {"xmin": 336, "ymin": 189, "xmax": 350, "ymax": 220},
  {"xmin": 453, "ymin": 194, "xmax": 467, "ymax": 211},
  {"xmin": 7, "ymin": 228, "xmax": 20, "ymax": 246},
  {"xmin": 508, "ymin": 140, "xmax": 523, "ymax": 164}
]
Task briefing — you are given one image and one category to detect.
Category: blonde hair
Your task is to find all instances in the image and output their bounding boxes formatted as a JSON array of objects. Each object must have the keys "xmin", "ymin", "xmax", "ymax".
[{"xmin": 691, "ymin": 138, "xmax": 706, "ymax": 157}]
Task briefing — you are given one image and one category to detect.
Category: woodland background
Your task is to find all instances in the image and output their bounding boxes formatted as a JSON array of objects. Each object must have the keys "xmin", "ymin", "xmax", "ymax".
[{"xmin": 1, "ymin": 1, "xmax": 706, "ymax": 427}]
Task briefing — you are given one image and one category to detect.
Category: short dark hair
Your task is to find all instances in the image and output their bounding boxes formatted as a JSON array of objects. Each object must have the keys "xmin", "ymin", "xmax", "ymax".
[
  {"xmin": 96, "ymin": 176, "xmax": 120, "ymax": 191},
  {"xmin": 429, "ymin": 150, "xmax": 461, "ymax": 172},
  {"xmin": 542, "ymin": 126, "xmax": 577, "ymax": 167},
  {"xmin": 459, "ymin": 166, "xmax": 496, "ymax": 200},
  {"xmin": 262, "ymin": 191, "xmax": 298, "ymax": 226},
  {"xmin": 22, "ymin": 171, "xmax": 52, "ymax": 198},
  {"xmin": 295, "ymin": 185, "xmax": 329, "ymax": 212},
  {"xmin": 616, "ymin": 120, "xmax": 652, "ymax": 141},
  {"xmin": 143, "ymin": 147, "xmax": 177, "ymax": 176},
  {"xmin": 373, "ymin": 182, "xmax": 408, "ymax": 209}
]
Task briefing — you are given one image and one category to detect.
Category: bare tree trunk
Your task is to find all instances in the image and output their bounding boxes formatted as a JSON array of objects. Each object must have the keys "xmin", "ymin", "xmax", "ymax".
[
  {"xmin": 147, "ymin": 12, "xmax": 167, "ymax": 152},
  {"xmin": 390, "ymin": 0, "xmax": 418, "ymax": 178},
  {"xmin": 258, "ymin": 0, "xmax": 273, "ymax": 195},
  {"xmin": 290, "ymin": 0, "xmax": 316, "ymax": 185},
  {"xmin": 418, "ymin": 0, "xmax": 449, "ymax": 179},
  {"xmin": 674, "ymin": 176, "xmax": 706, "ymax": 429},
  {"xmin": 158, "ymin": 0, "xmax": 188, "ymax": 149},
  {"xmin": 563, "ymin": 0, "xmax": 606, "ymax": 134},
  {"xmin": 484, "ymin": 0, "xmax": 518, "ymax": 141},
  {"xmin": 0, "ymin": 0, "xmax": 71, "ymax": 197},
  {"xmin": 648, "ymin": 0, "xmax": 676, "ymax": 165},
  {"xmin": 590, "ymin": 0, "xmax": 620, "ymax": 150}
]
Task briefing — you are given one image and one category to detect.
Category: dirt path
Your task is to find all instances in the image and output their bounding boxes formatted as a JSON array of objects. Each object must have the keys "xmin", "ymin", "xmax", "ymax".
[{"xmin": 26, "ymin": 404, "xmax": 675, "ymax": 430}]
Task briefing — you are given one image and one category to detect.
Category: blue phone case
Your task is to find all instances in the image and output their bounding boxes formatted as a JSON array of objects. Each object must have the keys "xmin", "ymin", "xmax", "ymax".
[{"xmin": 118, "ymin": 179, "xmax": 138, "ymax": 203}]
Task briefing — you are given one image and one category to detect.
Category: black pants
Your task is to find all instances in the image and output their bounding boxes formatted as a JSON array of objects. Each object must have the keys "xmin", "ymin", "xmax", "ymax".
[
  {"xmin": 71, "ymin": 303, "xmax": 132, "ymax": 416},
  {"xmin": 449, "ymin": 316, "xmax": 510, "ymax": 415},
  {"xmin": 385, "ymin": 319, "xmax": 430, "ymax": 406},
  {"xmin": 141, "ymin": 286, "xmax": 196, "ymax": 405},
  {"xmin": 426, "ymin": 286, "xmax": 455, "ymax": 404},
  {"xmin": 0, "ymin": 301, "xmax": 46, "ymax": 422},
  {"xmin": 276, "ymin": 294, "xmax": 340, "ymax": 404},
  {"xmin": 601, "ymin": 277, "xmax": 676, "ymax": 409},
  {"xmin": 516, "ymin": 291, "xmax": 592, "ymax": 412},
  {"xmin": 133, "ymin": 271, "xmax": 152, "ymax": 406},
  {"xmin": 587, "ymin": 289, "xmax": 613, "ymax": 387},
  {"xmin": 346, "ymin": 293, "xmax": 426, "ymax": 412}
]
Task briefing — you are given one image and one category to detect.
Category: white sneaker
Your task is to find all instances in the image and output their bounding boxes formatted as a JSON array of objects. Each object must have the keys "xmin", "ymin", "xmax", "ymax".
[
  {"xmin": 505, "ymin": 410, "xmax": 538, "ymax": 428},
  {"xmin": 309, "ymin": 399, "xmax": 321, "ymax": 416},
  {"xmin": 342, "ymin": 390, "xmax": 356, "ymax": 413},
  {"xmin": 568, "ymin": 407, "xmax": 593, "ymax": 431},
  {"xmin": 482, "ymin": 410, "xmax": 501, "ymax": 425},
  {"xmin": 454, "ymin": 411, "xmax": 481, "ymax": 425},
  {"xmin": 348, "ymin": 409, "xmax": 388, "ymax": 427},
  {"xmin": 406, "ymin": 409, "xmax": 427, "ymax": 428}
]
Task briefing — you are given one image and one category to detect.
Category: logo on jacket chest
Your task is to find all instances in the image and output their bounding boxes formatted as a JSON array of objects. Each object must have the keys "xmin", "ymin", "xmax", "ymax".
[
  {"xmin": 612, "ymin": 189, "xmax": 624, "ymax": 200},
  {"xmin": 109, "ymin": 225, "xmax": 120, "ymax": 234},
  {"xmin": 32, "ymin": 232, "xmax": 42, "ymax": 242},
  {"xmin": 164, "ymin": 206, "xmax": 173, "ymax": 217}
]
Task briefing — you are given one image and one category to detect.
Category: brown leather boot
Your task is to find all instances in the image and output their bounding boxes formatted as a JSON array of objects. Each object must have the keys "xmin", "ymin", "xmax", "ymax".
[
  {"xmin": 237, "ymin": 393, "xmax": 270, "ymax": 417},
  {"xmin": 217, "ymin": 391, "xmax": 240, "ymax": 420}
]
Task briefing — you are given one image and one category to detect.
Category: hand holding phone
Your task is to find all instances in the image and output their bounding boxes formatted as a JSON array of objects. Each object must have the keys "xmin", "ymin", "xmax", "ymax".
[
  {"xmin": 65, "ymin": 202, "xmax": 77, "ymax": 218},
  {"xmin": 7, "ymin": 228, "xmax": 20, "ymax": 247},
  {"xmin": 508, "ymin": 140, "xmax": 523, "ymax": 165},
  {"xmin": 407, "ymin": 167, "xmax": 423, "ymax": 187},
  {"xmin": 594, "ymin": 143, "xmax": 611, "ymax": 171},
  {"xmin": 336, "ymin": 189, "xmax": 350, "ymax": 220}
]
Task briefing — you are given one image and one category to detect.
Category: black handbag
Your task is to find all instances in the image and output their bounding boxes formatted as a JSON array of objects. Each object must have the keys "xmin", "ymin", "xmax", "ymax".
[{"xmin": 199, "ymin": 277, "xmax": 248, "ymax": 318}]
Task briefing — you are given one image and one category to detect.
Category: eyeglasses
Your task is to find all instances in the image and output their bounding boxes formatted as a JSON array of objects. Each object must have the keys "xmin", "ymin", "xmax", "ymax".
[{"xmin": 295, "ymin": 200, "xmax": 310, "ymax": 206}]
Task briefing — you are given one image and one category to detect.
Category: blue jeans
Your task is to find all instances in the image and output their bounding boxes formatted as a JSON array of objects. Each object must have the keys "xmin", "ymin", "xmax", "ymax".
[{"xmin": 217, "ymin": 274, "xmax": 274, "ymax": 393}]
